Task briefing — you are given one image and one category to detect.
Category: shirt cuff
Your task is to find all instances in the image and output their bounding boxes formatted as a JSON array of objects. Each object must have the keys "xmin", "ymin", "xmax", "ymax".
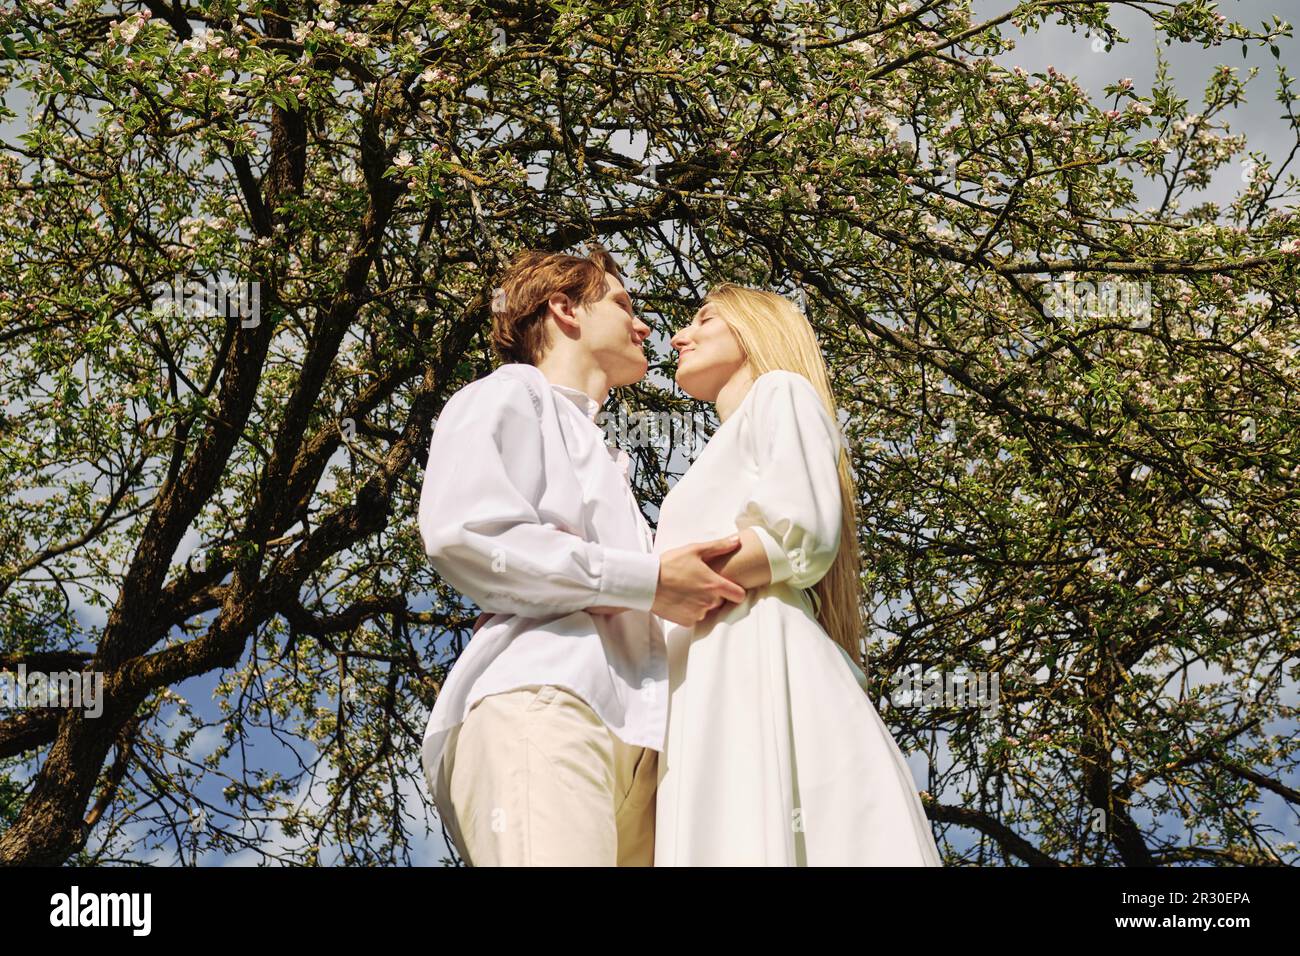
[
  {"xmin": 597, "ymin": 547, "xmax": 661, "ymax": 613},
  {"xmin": 746, "ymin": 524, "xmax": 793, "ymax": 585}
]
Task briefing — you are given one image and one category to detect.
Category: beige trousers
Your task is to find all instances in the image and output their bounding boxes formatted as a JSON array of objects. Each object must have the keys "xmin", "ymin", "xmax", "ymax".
[{"xmin": 435, "ymin": 684, "xmax": 657, "ymax": 866}]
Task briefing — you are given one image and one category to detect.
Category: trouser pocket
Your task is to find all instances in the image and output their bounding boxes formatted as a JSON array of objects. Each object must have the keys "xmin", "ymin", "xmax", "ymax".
[{"xmin": 615, "ymin": 746, "xmax": 657, "ymax": 814}]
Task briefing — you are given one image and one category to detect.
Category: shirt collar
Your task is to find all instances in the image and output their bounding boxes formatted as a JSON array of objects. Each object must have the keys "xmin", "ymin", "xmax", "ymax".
[
  {"xmin": 550, "ymin": 382, "xmax": 603, "ymax": 422},
  {"xmin": 549, "ymin": 381, "xmax": 631, "ymax": 477}
]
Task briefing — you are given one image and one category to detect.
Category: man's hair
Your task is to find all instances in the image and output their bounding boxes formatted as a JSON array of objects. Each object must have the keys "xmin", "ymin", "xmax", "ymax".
[{"xmin": 488, "ymin": 242, "xmax": 624, "ymax": 366}]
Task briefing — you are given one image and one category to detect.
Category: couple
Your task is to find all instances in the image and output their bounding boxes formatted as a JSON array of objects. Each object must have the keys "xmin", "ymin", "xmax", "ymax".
[{"xmin": 417, "ymin": 243, "xmax": 942, "ymax": 866}]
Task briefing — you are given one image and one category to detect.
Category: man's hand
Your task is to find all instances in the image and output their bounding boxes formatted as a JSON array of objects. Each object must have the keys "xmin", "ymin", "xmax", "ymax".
[
  {"xmin": 686, "ymin": 527, "xmax": 775, "ymax": 628},
  {"xmin": 651, "ymin": 536, "xmax": 748, "ymax": 627}
]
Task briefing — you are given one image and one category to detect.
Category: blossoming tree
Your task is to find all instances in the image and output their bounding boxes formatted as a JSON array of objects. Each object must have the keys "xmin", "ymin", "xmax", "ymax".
[{"xmin": 0, "ymin": 0, "xmax": 1297, "ymax": 865}]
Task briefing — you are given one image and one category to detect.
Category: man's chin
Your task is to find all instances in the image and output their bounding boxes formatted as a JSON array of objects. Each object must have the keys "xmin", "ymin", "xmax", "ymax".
[{"xmin": 612, "ymin": 356, "xmax": 649, "ymax": 385}]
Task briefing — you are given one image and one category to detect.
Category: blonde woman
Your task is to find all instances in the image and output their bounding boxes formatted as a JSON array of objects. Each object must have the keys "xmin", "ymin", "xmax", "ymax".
[{"xmin": 652, "ymin": 283, "xmax": 942, "ymax": 866}]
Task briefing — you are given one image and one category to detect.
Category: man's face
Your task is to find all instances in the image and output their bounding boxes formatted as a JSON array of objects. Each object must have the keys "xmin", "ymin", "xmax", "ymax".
[{"xmin": 576, "ymin": 272, "xmax": 651, "ymax": 387}]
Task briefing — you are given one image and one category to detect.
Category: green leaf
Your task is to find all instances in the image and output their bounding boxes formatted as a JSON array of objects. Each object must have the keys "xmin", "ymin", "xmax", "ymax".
[{"xmin": 1, "ymin": 36, "xmax": 16, "ymax": 60}]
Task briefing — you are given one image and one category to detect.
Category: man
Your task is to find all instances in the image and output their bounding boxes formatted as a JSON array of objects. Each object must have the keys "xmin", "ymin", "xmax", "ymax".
[{"xmin": 417, "ymin": 242, "xmax": 747, "ymax": 865}]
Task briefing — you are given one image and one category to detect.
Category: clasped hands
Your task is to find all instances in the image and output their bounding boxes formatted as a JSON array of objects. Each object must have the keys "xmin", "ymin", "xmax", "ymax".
[
  {"xmin": 469, "ymin": 529, "xmax": 771, "ymax": 633},
  {"xmin": 594, "ymin": 528, "xmax": 772, "ymax": 629}
]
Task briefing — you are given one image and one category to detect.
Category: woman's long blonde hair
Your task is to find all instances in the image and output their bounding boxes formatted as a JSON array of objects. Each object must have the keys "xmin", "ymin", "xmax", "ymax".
[{"xmin": 701, "ymin": 282, "xmax": 866, "ymax": 672}]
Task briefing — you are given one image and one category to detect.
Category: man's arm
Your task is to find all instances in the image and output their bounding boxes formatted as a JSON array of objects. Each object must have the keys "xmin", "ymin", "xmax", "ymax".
[
  {"xmin": 674, "ymin": 529, "xmax": 768, "ymax": 628},
  {"xmin": 418, "ymin": 375, "xmax": 660, "ymax": 618},
  {"xmin": 421, "ymin": 375, "xmax": 745, "ymax": 629}
]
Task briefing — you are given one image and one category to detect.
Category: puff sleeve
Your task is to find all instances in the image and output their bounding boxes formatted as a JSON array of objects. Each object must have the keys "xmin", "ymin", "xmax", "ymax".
[{"xmin": 734, "ymin": 371, "xmax": 844, "ymax": 590}]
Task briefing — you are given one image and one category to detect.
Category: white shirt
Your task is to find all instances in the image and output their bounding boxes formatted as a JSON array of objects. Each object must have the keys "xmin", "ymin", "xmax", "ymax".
[{"xmin": 416, "ymin": 362, "xmax": 667, "ymax": 803}]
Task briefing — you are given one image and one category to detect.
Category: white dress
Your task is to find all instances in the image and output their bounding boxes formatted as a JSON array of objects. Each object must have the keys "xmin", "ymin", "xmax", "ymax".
[{"xmin": 652, "ymin": 370, "xmax": 942, "ymax": 866}]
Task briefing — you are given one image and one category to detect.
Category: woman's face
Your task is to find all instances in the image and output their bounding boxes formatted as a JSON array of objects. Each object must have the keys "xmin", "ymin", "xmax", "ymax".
[{"xmin": 670, "ymin": 302, "xmax": 748, "ymax": 400}]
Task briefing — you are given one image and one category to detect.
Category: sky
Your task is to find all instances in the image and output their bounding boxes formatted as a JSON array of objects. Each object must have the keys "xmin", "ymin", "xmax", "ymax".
[{"xmin": 973, "ymin": 0, "xmax": 1298, "ymax": 211}]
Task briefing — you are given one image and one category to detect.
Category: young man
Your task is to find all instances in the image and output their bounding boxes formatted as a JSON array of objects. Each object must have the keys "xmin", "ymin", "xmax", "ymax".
[{"xmin": 417, "ymin": 243, "xmax": 747, "ymax": 865}]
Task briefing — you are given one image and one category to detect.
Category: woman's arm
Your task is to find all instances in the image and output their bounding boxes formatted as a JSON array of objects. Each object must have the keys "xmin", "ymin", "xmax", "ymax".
[
  {"xmin": 732, "ymin": 372, "xmax": 843, "ymax": 589},
  {"xmin": 702, "ymin": 527, "xmax": 771, "ymax": 589}
]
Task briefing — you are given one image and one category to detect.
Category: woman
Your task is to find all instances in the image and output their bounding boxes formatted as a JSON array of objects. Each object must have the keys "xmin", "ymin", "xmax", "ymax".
[{"xmin": 653, "ymin": 283, "xmax": 942, "ymax": 866}]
